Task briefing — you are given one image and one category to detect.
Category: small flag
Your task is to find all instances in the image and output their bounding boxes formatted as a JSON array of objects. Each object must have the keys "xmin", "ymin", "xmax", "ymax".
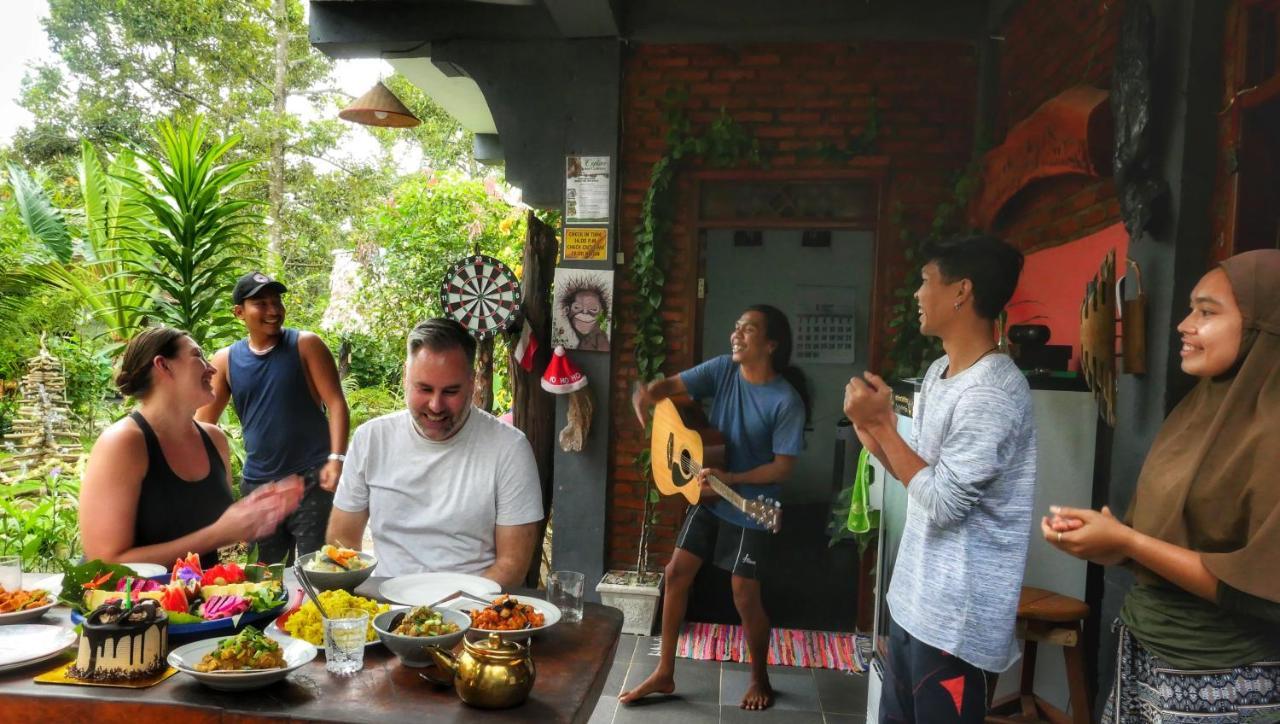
[{"xmin": 515, "ymin": 319, "xmax": 538, "ymax": 372}]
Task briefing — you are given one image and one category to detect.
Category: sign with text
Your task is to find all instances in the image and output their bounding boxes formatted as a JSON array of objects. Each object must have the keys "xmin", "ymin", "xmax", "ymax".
[{"xmin": 563, "ymin": 227, "xmax": 609, "ymax": 261}]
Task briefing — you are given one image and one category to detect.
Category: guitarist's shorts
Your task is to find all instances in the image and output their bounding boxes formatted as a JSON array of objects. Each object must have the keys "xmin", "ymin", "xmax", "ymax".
[{"xmin": 675, "ymin": 504, "xmax": 768, "ymax": 580}]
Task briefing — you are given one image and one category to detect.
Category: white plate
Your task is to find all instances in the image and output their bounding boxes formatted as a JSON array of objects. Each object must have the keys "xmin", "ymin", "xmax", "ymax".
[
  {"xmin": 30, "ymin": 562, "xmax": 167, "ymax": 599},
  {"xmin": 378, "ymin": 572, "xmax": 501, "ymax": 607},
  {"xmin": 265, "ymin": 620, "xmax": 382, "ymax": 651},
  {"xmin": 0, "ymin": 624, "xmax": 77, "ymax": 670},
  {"xmin": 0, "ymin": 598, "xmax": 57, "ymax": 625},
  {"xmin": 168, "ymin": 633, "xmax": 316, "ymax": 691},
  {"xmin": 445, "ymin": 594, "xmax": 561, "ymax": 641}
]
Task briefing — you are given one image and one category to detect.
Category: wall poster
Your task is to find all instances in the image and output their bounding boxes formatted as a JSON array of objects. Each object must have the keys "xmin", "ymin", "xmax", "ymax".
[
  {"xmin": 565, "ymin": 155, "xmax": 610, "ymax": 224},
  {"xmin": 553, "ymin": 268, "xmax": 613, "ymax": 352}
]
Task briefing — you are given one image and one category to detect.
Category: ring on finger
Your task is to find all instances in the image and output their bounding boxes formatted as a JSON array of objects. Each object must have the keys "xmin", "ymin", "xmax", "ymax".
[{"xmin": 1057, "ymin": 532, "xmax": 1062, "ymax": 543}]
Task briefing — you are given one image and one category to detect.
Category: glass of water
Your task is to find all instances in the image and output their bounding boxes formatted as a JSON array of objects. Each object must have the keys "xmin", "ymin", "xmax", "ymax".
[
  {"xmin": 0, "ymin": 555, "xmax": 21, "ymax": 592},
  {"xmin": 548, "ymin": 570, "xmax": 585, "ymax": 624},
  {"xmin": 324, "ymin": 608, "xmax": 369, "ymax": 675}
]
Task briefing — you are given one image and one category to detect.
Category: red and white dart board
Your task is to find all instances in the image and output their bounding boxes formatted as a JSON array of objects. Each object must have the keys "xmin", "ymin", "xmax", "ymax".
[{"xmin": 439, "ymin": 255, "xmax": 523, "ymax": 339}]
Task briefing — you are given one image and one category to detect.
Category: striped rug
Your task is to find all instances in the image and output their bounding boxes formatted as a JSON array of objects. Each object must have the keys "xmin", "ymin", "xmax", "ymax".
[{"xmin": 656, "ymin": 622, "xmax": 870, "ymax": 673}]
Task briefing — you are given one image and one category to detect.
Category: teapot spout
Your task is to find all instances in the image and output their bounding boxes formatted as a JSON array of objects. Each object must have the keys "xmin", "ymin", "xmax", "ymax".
[{"xmin": 421, "ymin": 646, "xmax": 458, "ymax": 686}]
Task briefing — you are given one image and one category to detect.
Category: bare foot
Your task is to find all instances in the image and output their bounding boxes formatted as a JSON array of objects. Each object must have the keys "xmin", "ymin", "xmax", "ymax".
[
  {"xmin": 618, "ymin": 669, "xmax": 676, "ymax": 704},
  {"xmin": 740, "ymin": 679, "xmax": 774, "ymax": 710}
]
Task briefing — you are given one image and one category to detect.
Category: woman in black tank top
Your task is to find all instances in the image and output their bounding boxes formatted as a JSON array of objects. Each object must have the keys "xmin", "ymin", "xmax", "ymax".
[{"xmin": 78, "ymin": 328, "xmax": 302, "ymax": 568}]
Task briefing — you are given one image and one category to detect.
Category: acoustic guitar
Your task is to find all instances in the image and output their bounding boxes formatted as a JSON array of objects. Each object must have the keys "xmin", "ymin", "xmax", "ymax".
[{"xmin": 650, "ymin": 398, "xmax": 783, "ymax": 533}]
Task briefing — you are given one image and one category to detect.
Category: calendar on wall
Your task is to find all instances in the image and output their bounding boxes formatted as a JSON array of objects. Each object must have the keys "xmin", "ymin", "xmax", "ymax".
[{"xmin": 794, "ymin": 285, "xmax": 856, "ymax": 364}]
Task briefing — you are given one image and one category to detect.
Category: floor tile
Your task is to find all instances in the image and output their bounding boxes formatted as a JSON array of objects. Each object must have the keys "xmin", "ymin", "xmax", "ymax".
[
  {"xmin": 618, "ymin": 656, "xmax": 722, "ymax": 705},
  {"xmin": 613, "ymin": 700, "xmax": 720, "ymax": 724},
  {"xmin": 822, "ymin": 713, "xmax": 867, "ymax": 723},
  {"xmin": 588, "ymin": 696, "xmax": 618, "ymax": 724},
  {"xmin": 603, "ymin": 659, "xmax": 631, "ymax": 698},
  {"xmin": 814, "ymin": 668, "xmax": 869, "ymax": 715},
  {"xmin": 721, "ymin": 706, "xmax": 825, "ymax": 723},
  {"xmin": 721, "ymin": 667, "xmax": 820, "ymax": 711},
  {"xmin": 612, "ymin": 634, "xmax": 639, "ymax": 664}
]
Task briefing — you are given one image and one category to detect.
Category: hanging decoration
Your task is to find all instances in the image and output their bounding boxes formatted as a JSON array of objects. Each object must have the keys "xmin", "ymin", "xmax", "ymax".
[
  {"xmin": 541, "ymin": 346, "xmax": 593, "ymax": 452},
  {"xmin": 1080, "ymin": 249, "xmax": 1119, "ymax": 426},
  {"xmin": 338, "ymin": 81, "xmax": 421, "ymax": 128},
  {"xmin": 439, "ymin": 254, "xmax": 523, "ymax": 340}
]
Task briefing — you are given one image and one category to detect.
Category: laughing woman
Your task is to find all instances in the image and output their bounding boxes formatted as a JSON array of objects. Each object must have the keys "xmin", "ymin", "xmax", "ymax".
[
  {"xmin": 1045, "ymin": 250, "xmax": 1280, "ymax": 723},
  {"xmin": 79, "ymin": 327, "xmax": 302, "ymax": 569}
]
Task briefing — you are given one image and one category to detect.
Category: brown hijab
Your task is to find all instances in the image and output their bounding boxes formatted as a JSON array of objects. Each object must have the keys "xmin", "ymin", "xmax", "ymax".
[{"xmin": 1128, "ymin": 249, "xmax": 1280, "ymax": 602}]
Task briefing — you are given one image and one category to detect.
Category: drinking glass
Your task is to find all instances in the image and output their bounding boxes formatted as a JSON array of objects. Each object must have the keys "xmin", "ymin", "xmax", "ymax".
[
  {"xmin": 324, "ymin": 609, "xmax": 369, "ymax": 675},
  {"xmin": 548, "ymin": 570, "xmax": 585, "ymax": 624},
  {"xmin": 0, "ymin": 555, "xmax": 21, "ymax": 592}
]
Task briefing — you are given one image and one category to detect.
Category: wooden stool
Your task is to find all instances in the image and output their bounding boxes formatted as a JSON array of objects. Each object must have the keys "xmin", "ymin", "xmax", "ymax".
[{"xmin": 986, "ymin": 587, "xmax": 1090, "ymax": 724}]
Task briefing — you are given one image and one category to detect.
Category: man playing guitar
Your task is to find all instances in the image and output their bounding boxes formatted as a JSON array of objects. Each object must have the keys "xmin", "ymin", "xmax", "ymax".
[{"xmin": 620, "ymin": 304, "xmax": 808, "ymax": 711}]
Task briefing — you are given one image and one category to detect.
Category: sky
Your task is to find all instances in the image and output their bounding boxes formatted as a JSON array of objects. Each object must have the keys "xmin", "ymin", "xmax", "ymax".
[{"xmin": 0, "ymin": 0, "xmax": 419, "ymax": 172}]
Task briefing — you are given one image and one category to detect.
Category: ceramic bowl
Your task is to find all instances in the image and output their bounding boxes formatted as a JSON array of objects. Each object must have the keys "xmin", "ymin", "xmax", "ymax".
[
  {"xmin": 296, "ymin": 550, "xmax": 377, "ymax": 592},
  {"xmin": 372, "ymin": 607, "xmax": 469, "ymax": 667}
]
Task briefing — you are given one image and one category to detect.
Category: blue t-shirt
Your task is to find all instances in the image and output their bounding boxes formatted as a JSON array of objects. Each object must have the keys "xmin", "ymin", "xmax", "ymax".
[{"xmin": 678, "ymin": 355, "xmax": 805, "ymax": 530}]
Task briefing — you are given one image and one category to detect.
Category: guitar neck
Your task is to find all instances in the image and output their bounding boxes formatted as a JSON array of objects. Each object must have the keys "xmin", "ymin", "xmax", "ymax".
[{"xmin": 705, "ymin": 474, "xmax": 749, "ymax": 511}]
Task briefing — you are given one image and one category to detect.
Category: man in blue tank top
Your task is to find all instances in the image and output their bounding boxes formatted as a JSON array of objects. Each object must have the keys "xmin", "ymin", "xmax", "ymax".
[{"xmin": 197, "ymin": 271, "xmax": 350, "ymax": 564}]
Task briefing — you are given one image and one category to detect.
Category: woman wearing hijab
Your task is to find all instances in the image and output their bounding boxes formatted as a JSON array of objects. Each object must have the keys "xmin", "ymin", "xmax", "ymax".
[{"xmin": 1044, "ymin": 249, "xmax": 1280, "ymax": 723}]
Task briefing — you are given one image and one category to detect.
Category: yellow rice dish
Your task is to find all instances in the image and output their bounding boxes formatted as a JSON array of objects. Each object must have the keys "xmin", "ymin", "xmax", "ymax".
[{"xmin": 283, "ymin": 590, "xmax": 388, "ymax": 645}]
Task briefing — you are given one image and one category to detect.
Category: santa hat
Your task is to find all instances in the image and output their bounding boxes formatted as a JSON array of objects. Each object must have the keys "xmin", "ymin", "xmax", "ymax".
[
  {"xmin": 513, "ymin": 319, "xmax": 538, "ymax": 372},
  {"xmin": 541, "ymin": 346, "xmax": 587, "ymax": 394}
]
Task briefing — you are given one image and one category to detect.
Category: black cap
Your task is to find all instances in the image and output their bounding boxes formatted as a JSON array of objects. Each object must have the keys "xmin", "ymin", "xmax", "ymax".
[{"xmin": 232, "ymin": 271, "xmax": 288, "ymax": 305}]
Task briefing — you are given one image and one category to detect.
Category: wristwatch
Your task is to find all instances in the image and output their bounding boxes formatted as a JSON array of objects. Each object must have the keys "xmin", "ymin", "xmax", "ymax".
[{"xmin": 327, "ymin": 453, "xmax": 346, "ymax": 462}]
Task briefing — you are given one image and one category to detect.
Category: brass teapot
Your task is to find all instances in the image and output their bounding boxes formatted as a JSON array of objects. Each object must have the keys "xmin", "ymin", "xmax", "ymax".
[{"xmin": 424, "ymin": 633, "xmax": 536, "ymax": 709}]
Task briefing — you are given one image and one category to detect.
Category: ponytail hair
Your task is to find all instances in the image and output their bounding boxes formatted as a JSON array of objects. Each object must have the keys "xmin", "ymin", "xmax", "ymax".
[
  {"xmin": 746, "ymin": 304, "xmax": 811, "ymax": 423},
  {"xmin": 116, "ymin": 326, "xmax": 189, "ymax": 399}
]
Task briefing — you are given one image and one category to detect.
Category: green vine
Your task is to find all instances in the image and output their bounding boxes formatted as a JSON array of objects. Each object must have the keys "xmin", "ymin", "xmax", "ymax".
[
  {"xmin": 883, "ymin": 156, "xmax": 985, "ymax": 381},
  {"xmin": 627, "ymin": 90, "xmax": 879, "ymax": 575}
]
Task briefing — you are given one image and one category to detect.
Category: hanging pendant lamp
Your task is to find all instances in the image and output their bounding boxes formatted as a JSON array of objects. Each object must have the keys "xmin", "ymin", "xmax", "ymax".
[{"xmin": 339, "ymin": 81, "xmax": 421, "ymax": 128}]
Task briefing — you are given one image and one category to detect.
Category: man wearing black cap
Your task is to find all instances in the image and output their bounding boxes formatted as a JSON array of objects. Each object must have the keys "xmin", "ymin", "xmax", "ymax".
[{"xmin": 196, "ymin": 271, "xmax": 350, "ymax": 563}]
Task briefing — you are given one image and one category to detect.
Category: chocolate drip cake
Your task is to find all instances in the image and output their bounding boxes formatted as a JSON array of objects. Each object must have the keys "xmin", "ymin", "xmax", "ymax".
[{"xmin": 69, "ymin": 599, "xmax": 168, "ymax": 681}]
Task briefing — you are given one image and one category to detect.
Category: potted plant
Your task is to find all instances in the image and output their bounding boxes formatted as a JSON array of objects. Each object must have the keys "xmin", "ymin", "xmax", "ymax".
[{"xmin": 595, "ymin": 446, "xmax": 663, "ymax": 635}]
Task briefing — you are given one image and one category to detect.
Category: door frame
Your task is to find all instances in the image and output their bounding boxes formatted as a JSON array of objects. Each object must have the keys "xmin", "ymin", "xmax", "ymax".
[{"xmin": 686, "ymin": 162, "xmax": 890, "ymax": 366}]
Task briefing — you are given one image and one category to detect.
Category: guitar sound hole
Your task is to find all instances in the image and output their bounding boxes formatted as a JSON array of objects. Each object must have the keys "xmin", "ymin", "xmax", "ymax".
[{"xmin": 679, "ymin": 451, "xmax": 695, "ymax": 479}]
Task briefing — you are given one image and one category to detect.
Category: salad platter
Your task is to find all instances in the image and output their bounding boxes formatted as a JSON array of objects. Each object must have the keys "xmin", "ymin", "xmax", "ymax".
[{"xmin": 61, "ymin": 554, "xmax": 290, "ymax": 638}]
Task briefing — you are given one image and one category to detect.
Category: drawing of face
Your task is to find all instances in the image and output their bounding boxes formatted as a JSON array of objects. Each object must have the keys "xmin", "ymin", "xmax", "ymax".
[{"xmin": 570, "ymin": 290, "xmax": 604, "ymax": 336}]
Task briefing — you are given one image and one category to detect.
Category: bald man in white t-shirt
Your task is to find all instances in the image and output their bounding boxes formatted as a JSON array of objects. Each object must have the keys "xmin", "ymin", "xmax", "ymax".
[{"xmin": 327, "ymin": 319, "xmax": 543, "ymax": 586}]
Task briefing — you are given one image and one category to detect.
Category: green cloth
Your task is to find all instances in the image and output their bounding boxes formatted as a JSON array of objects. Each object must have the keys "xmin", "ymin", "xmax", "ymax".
[
  {"xmin": 846, "ymin": 447, "xmax": 879, "ymax": 534},
  {"xmin": 1119, "ymin": 582, "xmax": 1280, "ymax": 670}
]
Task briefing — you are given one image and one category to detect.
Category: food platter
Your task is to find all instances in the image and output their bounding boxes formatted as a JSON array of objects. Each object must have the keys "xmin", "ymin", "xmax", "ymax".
[
  {"xmin": 378, "ymin": 572, "xmax": 501, "ymax": 607},
  {"xmin": 168, "ymin": 634, "xmax": 317, "ymax": 691},
  {"xmin": 0, "ymin": 598, "xmax": 57, "ymax": 625},
  {"xmin": 265, "ymin": 621, "xmax": 382, "ymax": 650},
  {"xmin": 70, "ymin": 606, "xmax": 284, "ymax": 638},
  {"xmin": 444, "ymin": 594, "xmax": 561, "ymax": 641}
]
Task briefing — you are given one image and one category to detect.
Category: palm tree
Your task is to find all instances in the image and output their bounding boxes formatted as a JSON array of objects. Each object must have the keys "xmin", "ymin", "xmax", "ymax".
[{"xmin": 120, "ymin": 117, "xmax": 261, "ymax": 347}]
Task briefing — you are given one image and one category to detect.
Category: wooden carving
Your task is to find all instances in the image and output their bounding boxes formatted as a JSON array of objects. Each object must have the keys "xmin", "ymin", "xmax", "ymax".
[
  {"xmin": 1080, "ymin": 249, "xmax": 1118, "ymax": 425},
  {"xmin": 971, "ymin": 85, "xmax": 1113, "ymax": 231}
]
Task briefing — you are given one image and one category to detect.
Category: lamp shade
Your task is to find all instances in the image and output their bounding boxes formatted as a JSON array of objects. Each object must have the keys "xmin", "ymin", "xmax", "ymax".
[{"xmin": 339, "ymin": 81, "xmax": 421, "ymax": 128}]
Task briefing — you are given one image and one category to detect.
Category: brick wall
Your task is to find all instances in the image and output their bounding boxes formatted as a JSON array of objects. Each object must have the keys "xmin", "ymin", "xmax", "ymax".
[
  {"xmin": 991, "ymin": 0, "xmax": 1123, "ymax": 253},
  {"xmin": 607, "ymin": 42, "xmax": 977, "ymax": 572}
]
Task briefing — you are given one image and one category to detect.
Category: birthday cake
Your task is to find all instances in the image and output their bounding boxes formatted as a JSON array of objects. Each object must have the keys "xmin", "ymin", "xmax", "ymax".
[{"xmin": 68, "ymin": 599, "xmax": 168, "ymax": 681}]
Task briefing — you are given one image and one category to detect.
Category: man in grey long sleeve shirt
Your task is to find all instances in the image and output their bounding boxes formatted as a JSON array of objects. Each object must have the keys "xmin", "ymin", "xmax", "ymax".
[{"xmin": 844, "ymin": 235, "xmax": 1036, "ymax": 724}]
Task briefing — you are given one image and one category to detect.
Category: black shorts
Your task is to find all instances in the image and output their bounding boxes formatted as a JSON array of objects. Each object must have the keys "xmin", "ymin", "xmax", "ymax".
[{"xmin": 675, "ymin": 504, "xmax": 768, "ymax": 580}]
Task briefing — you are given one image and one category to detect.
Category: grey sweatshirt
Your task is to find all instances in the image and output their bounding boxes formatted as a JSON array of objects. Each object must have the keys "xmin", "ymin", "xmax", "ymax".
[{"xmin": 885, "ymin": 353, "xmax": 1037, "ymax": 672}]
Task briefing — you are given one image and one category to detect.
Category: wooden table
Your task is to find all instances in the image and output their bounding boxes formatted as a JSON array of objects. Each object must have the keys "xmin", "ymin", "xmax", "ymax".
[{"xmin": 0, "ymin": 579, "xmax": 622, "ymax": 723}]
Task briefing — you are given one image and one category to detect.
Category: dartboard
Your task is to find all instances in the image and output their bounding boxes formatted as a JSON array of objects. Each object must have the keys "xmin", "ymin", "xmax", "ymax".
[{"xmin": 439, "ymin": 255, "xmax": 523, "ymax": 339}]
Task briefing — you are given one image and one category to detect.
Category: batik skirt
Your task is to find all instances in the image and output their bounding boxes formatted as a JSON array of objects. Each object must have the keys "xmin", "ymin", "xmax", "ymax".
[{"xmin": 1102, "ymin": 623, "xmax": 1280, "ymax": 724}]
